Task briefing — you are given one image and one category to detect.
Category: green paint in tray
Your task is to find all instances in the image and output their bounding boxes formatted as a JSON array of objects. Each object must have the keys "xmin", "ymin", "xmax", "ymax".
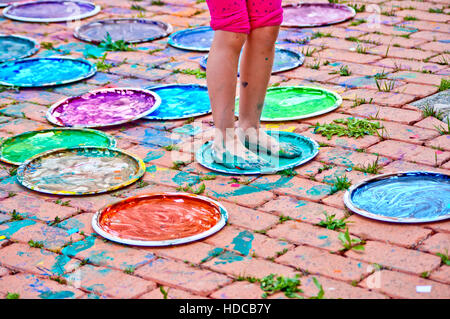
[
  {"xmin": 235, "ymin": 86, "xmax": 342, "ymax": 121},
  {"xmin": 0, "ymin": 128, "xmax": 116, "ymax": 165}
]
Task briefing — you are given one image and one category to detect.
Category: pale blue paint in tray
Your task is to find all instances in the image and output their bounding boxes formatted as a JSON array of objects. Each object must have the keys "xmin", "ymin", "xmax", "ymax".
[
  {"xmin": 0, "ymin": 57, "xmax": 96, "ymax": 87},
  {"xmin": 345, "ymin": 171, "xmax": 450, "ymax": 223}
]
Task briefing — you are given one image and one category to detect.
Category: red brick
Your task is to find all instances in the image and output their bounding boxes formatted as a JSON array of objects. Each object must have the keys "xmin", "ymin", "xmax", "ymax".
[
  {"xmin": 388, "ymin": 70, "xmax": 445, "ymax": 86},
  {"xmin": 0, "ymin": 193, "xmax": 78, "ymax": 223},
  {"xmin": 424, "ymin": 221, "xmax": 450, "ymax": 234},
  {"xmin": 58, "ymin": 212, "xmax": 95, "ymax": 236},
  {"xmin": 61, "ymin": 193, "xmax": 123, "ymax": 213},
  {"xmin": 347, "ymin": 214, "xmax": 433, "ymax": 248},
  {"xmin": 0, "ymin": 243, "xmax": 80, "ymax": 276},
  {"xmin": 252, "ymin": 175, "xmax": 332, "ymax": 202},
  {"xmin": 321, "ymin": 191, "xmax": 346, "ymax": 210},
  {"xmin": 259, "ymin": 195, "xmax": 346, "ymax": 224},
  {"xmin": 315, "ymin": 165, "xmax": 376, "ymax": 185},
  {"xmin": 0, "ymin": 267, "xmax": 9, "ymax": 277},
  {"xmin": 277, "ymin": 245, "xmax": 371, "ymax": 282},
  {"xmin": 429, "ymin": 266, "xmax": 450, "ymax": 285},
  {"xmin": 346, "ymin": 241, "xmax": 441, "ymax": 275},
  {"xmin": 320, "ymin": 48, "xmax": 382, "ymax": 64},
  {"xmin": 395, "ymin": 9, "xmax": 450, "ymax": 23},
  {"xmin": 316, "ymin": 146, "xmax": 390, "ymax": 168},
  {"xmin": 126, "ymin": 144, "xmax": 193, "ymax": 168},
  {"xmin": 342, "ymin": 88, "xmax": 416, "ymax": 107},
  {"xmin": 395, "ymin": 83, "xmax": 439, "ymax": 98},
  {"xmin": 358, "ymin": 33, "xmax": 427, "ymax": 49},
  {"xmin": 267, "ymin": 220, "xmax": 357, "ymax": 252},
  {"xmin": 426, "ymin": 135, "xmax": 450, "ymax": 152},
  {"xmin": 0, "ymin": 273, "xmax": 84, "ymax": 299},
  {"xmin": 360, "ymin": 270, "xmax": 450, "ymax": 299},
  {"xmin": 135, "ymin": 258, "xmax": 232, "ymax": 296},
  {"xmin": 293, "ymin": 161, "xmax": 327, "ymax": 179},
  {"xmin": 0, "ymin": 90, "xmax": 68, "ymax": 106},
  {"xmin": 321, "ymin": 61, "xmax": 392, "ymax": 77},
  {"xmin": 379, "ymin": 120, "xmax": 439, "ymax": 145},
  {"xmin": 418, "ymin": 233, "xmax": 450, "ymax": 255},
  {"xmin": 65, "ymin": 264, "xmax": 155, "ymax": 298},
  {"xmin": 375, "ymin": 57, "xmax": 444, "ymax": 74},
  {"xmin": 140, "ymin": 287, "xmax": 207, "ymax": 299},
  {"xmin": 302, "ymin": 127, "xmax": 381, "ymax": 151},
  {"xmin": 283, "ymin": 67, "xmax": 339, "ymax": 82},
  {"xmin": 368, "ymin": 140, "xmax": 450, "ymax": 166},
  {"xmin": 368, "ymin": 45, "xmax": 435, "ymax": 61},
  {"xmin": 204, "ymin": 253, "xmax": 298, "ymax": 279},
  {"xmin": 210, "ymin": 281, "xmax": 264, "ymax": 299},
  {"xmin": 206, "ymin": 226, "xmax": 293, "ymax": 259},
  {"xmin": 61, "ymin": 236, "xmax": 156, "ymax": 271},
  {"xmin": 410, "ymin": 31, "xmax": 450, "ymax": 41},
  {"xmin": 345, "ymin": 104, "xmax": 423, "ymax": 125},
  {"xmin": 0, "ymin": 102, "xmax": 48, "ymax": 123},
  {"xmin": 221, "ymin": 202, "xmax": 279, "ymax": 231},
  {"xmin": 300, "ymin": 275, "xmax": 388, "ymax": 299},
  {"xmin": 414, "ymin": 116, "xmax": 447, "ymax": 130},
  {"xmin": 202, "ymin": 179, "xmax": 275, "ymax": 208},
  {"xmin": 146, "ymin": 242, "xmax": 219, "ymax": 265},
  {"xmin": 380, "ymin": 160, "xmax": 449, "ymax": 174},
  {"xmin": 0, "ymin": 221, "xmax": 83, "ymax": 251}
]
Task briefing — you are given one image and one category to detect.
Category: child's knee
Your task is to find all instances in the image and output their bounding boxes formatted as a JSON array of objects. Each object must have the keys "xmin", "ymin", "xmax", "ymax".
[{"xmin": 214, "ymin": 30, "xmax": 247, "ymax": 52}]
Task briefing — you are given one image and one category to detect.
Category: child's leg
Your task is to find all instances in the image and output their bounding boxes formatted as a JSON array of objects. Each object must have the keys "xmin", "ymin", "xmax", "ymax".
[
  {"xmin": 206, "ymin": 1, "xmax": 273, "ymax": 169},
  {"xmin": 207, "ymin": 30, "xmax": 246, "ymax": 140},
  {"xmin": 238, "ymin": 25, "xmax": 279, "ymax": 132},
  {"xmin": 238, "ymin": 1, "xmax": 302, "ymax": 159}
]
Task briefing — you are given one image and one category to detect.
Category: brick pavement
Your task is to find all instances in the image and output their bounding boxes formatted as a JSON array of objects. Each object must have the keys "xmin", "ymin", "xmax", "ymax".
[{"xmin": 0, "ymin": 0, "xmax": 449, "ymax": 299}]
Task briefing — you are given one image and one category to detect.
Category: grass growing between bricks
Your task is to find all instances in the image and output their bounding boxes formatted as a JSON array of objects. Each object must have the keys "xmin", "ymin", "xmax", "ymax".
[
  {"xmin": 237, "ymin": 274, "xmax": 326, "ymax": 299},
  {"xmin": 312, "ymin": 118, "xmax": 382, "ymax": 140},
  {"xmin": 317, "ymin": 212, "xmax": 350, "ymax": 230}
]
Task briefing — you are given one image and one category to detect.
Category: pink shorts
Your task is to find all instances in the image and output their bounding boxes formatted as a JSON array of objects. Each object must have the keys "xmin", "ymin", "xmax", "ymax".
[{"xmin": 206, "ymin": 0, "xmax": 283, "ymax": 34}]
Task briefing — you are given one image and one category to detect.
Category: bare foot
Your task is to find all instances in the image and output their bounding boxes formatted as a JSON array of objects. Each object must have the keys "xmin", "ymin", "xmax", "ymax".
[
  {"xmin": 211, "ymin": 132, "xmax": 274, "ymax": 171},
  {"xmin": 238, "ymin": 128, "xmax": 302, "ymax": 159}
]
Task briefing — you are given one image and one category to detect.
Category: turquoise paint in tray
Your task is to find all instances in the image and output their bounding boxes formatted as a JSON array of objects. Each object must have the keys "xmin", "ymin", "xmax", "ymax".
[
  {"xmin": 196, "ymin": 131, "xmax": 319, "ymax": 175},
  {"xmin": 143, "ymin": 84, "xmax": 211, "ymax": 120},
  {"xmin": 0, "ymin": 57, "xmax": 96, "ymax": 87},
  {"xmin": 0, "ymin": 34, "xmax": 40, "ymax": 63}
]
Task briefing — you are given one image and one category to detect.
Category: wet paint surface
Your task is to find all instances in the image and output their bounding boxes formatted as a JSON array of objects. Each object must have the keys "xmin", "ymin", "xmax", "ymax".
[
  {"xmin": 17, "ymin": 147, "xmax": 145, "ymax": 195},
  {"xmin": 0, "ymin": 0, "xmax": 26, "ymax": 7},
  {"xmin": 97, "ymin": 194, "xmax": 223, "ymax": 242},
  {"xmin": 196, "ymin": 131, "xmax": 319, "ymax": 175},
  {"xmin": 76, "ymin": 18, "xmax": 172, "ymax": 44},
  {"xmin": 0, "ymin": 129, "xmax": 116, "ymax": 165},
  {"xmin": 200, "ymin": 48, "xmax": 304, "ymax": 74},
  {"xmin": 350, "ymin": 172, "xmax": 450, "ymax": 222},
  {"xmin": 0, "ymin": 35, "xmax": 39, "ymax": 62},
  {"xmin": 169, "ymin": 27, "xmax": 312, "ymax": 52},
  {"xmin": 48, "ymin": 88, "xmax": 160, "ymax": 128},
  {"xmin": 4, "ymin": 0, "xmax": 99, "ymax": 21},
  {"xmin": 236, "ymin": 86, "xmax": 341, "ymax": 121},
  {"xmin": 0, "ymin": 58, "xmax": 96, "ymax": 87},
  {"xmin": 282, "ymin": 3, "xmax": 355, "ymax": 27},
  {"xmin": 168, "ymin": 26, "xmax": 214, "ymax": 51},
  {"xmin": 144, "ymin": 84, "xmax": 211, "ymax": 120}
]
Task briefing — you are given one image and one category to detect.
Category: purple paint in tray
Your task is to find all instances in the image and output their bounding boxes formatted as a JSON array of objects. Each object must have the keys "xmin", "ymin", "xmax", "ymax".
[
  {"xmin": 3, "ymin": 0, "xmax": 100, "ymax": 22},
  {"xmin": 282, "ymin": 3, "xmax": 356, "ymax": 27},
  {"xmin": 47, "ymin": 88, "xmax": 161, "ymax": 128}
]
